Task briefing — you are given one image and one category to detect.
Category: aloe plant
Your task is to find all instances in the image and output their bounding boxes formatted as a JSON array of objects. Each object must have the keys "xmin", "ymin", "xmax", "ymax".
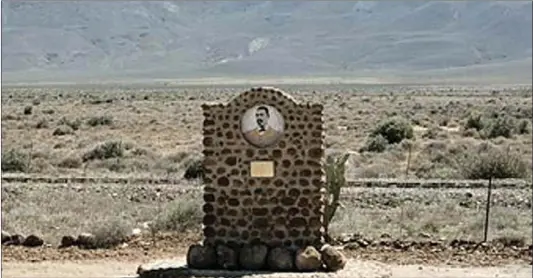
[{"xmin": 324, "ymin": 153, "xmax": 349, "ymax": 241}]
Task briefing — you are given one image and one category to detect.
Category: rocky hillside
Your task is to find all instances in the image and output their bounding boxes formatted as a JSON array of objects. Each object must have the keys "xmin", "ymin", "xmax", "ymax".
[{"xmin": 2, "ymin": 1, "xmax": 532, "ymax": 83}]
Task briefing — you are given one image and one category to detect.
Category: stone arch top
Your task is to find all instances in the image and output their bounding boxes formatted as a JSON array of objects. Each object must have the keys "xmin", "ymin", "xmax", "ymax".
[
  {"xmin": 228, "ymin": 87, "xmax": 299, "ymax": 107},
  {"xmin": 201, "ymin": 87, "xmax": 323, "ymax": 115},
  {"xmin": 225, "ymin": 87, "xmax": 300, "ymax": 109},
  {"xmin": 200, "ymin": 87, "xmax": 299, "ymax": 110}
]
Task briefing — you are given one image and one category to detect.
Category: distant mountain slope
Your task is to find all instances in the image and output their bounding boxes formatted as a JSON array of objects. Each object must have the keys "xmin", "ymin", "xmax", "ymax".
[{"xmin": 2, "ymin": 1, "xmax": 531, "ymax": 83}]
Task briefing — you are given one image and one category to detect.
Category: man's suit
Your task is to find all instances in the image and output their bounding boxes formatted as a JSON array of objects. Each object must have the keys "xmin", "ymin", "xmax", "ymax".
[{"xmin": 244, "ymin": 126, "xmax": 282, "ymax": 147}]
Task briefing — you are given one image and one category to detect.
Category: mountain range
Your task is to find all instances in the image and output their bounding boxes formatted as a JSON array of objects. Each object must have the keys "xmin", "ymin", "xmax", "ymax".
[{"xmin": 2, "ymin": 1, "xmax": 532, "ymax": 84}]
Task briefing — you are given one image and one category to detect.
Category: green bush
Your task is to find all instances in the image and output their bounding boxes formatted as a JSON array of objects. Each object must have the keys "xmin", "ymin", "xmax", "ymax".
[
  {"xmin": 87, "ymin": 115, "xmax": 113, "ymax": 127},
  {"xmin": 360, "ymin": 134, "xmax": 388, "ymax": 153},
  {"xmin": 485, "ymin": 116, "xmax": 515, "ymax": 139},
  {"xmin": 58, "ymin": 117, "xmax": 82, "ymax": 131},
  {"xmin": 83, "ymin": 141, "xmax": 124, "ymax": 162},
  {"xmin": 57, "ymin": 155, "xmax": 83, "ymax": 169},
  {"xmin": 52, "ymin": 125, "xmax": 74, "ymax": 136},
  {"xmin": 517, "ymin": 119, "xmax": 531, "ymax": 134},
  {"xmin": 23, "ymin": 106, "xmax": 32, "ymax": 115},
  {"xmin": 371, "ymin": 117, "xmax": 414, "ymax": 144},
  {"xmin": 183, "ymin": 157, "xmax": 205, "ymax": 180},
  {"xmin": 35, "ymin": 119, "xmax": 49, "ymax": 129},
  {"xmin": 151, "ymin": 195, "xmax": 203, "ymax": 233},
  {"xmin": 1, "ymin": 149, "xmax": 28, "ymax": 172},
  {"xmin": 460, "ymin": 144, "xmax": 528, "ymax": 179},
  {"xmin": 464, "ymin": 111, "xmax": 484, "ymax": 131},
  {"xmin": 89, "ymin": 218, "xmax": 132, "ymax": 249}
]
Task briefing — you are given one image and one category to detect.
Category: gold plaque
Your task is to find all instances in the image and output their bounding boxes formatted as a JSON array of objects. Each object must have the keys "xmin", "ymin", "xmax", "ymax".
[{"xmin": 250, "ymin": 161, "xmax": 275, "ymax": 178}]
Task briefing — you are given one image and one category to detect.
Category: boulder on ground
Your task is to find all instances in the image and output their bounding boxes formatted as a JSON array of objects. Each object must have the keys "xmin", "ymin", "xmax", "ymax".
[
  {"xmin": 60, "ymin": 235, "xmax": 78, "ymax": 248},
  {"xmin": 77, "ymin": 233, "xmax": 96, "ymax": 248},
  {"xmin": 22, "ymin": 234, "xmax": 44, "ymax": 247},
  {"xmin": 320, "ymin": 244, "xmax": 347, "ymax": 271},
  {"xmin": 2, "ymin": 230, "xmax": 11, "ymax": 244},
  {"xmin": 5, "ymin": 234, "xmax": 25, "ymax": 246},
  {"xmin": 267, "ymin": 247, "xmax": 294, "ymax": 271},
  {"xmin": 186, "ymin": 244, "xmax": 217, "ymax": 269},
  {"xmin": 239, "ymin": 244, "xmax": 268, "ymax": 270},
  {"xmin": 216, "ymin": 244, "xmax": 239, "ymax": 270},
  {"xmin": 295, "ymin": 246, "xmax": 322, "ymax": 271},
  {"xmin": 130, "ymin": 228, "xmax": 142, "ymax": 238}
]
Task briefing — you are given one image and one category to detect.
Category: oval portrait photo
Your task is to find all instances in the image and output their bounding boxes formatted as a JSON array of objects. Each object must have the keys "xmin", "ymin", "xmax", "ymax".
[{"xmin": 241, "ymin": 104, "xmax": 285, "ymax": 148}]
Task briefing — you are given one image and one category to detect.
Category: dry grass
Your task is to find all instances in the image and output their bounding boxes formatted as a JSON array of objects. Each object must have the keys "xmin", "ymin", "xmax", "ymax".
[
  {"xmin": 1, "ymin": 185, "xmax": 204, "ymax": 245},
  {"xmin": 1, "ymin": 85, "xmax": 532, "ymax": 179},
  {"xmin": 2, "ymin": 186, "xmax": 530, "ymax": 246},
  {"xmin": 329, "ymin": 200, "xmax": 532, "ymax": 243}
]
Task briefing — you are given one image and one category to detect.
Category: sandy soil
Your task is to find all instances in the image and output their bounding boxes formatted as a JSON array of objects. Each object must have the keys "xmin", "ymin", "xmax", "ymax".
[{"xmin": 2, "ymin": 258, "xmax": 531, "ymax": 278}]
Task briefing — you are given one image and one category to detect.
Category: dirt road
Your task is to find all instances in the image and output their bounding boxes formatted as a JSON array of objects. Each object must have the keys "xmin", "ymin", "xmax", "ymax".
[{"xmin": 2, "ymin": 257, "xmax": 531, "ymax": 278}]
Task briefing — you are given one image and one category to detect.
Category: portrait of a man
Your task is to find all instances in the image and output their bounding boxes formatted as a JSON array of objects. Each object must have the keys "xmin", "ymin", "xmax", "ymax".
[{"xmin": 241, "ymin": 105, "xmax": 284, "ymax": 147}]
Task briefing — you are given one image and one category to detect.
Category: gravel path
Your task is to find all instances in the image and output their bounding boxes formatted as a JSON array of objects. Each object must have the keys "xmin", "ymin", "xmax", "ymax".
[{"xmin": 3, "ymin": 258, "xmax": 531, "ymax": 278}]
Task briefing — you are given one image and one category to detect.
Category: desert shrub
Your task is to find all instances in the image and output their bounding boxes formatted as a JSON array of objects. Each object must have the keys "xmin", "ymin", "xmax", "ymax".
[
  {"xmin": 52, "ymin": 125, "xmax": 74, "ymax": 136},
  {"xmin": 131, "ymin": 147, "xmax": 150, "ymax": 156},
  {"xmin": 82, "ymin": 141, "xmax": 124, "ymax": 162},
  {"xmin": 464, "ymin": 111, "xmax": 484, "ymax": 131},
  {"xmin": 32, "ymin": 99, "xmax": 41, "ymax": 106},
  {"xmin": 485, "ymin": 116, "xmax": 515, "ymax": 139},
  {"xmin": 151, "ymin": 195, "xmax": 202, "ymax": 233},
  {"xmin": 57, "ymin": 155, "xmax": 82, "ymax": 168},
  {"xmin": 58, "ymin": 117, "xmax": 82, "ymax": 131},
  {"xmin": 35, "ymin": 119, "xmax": 49, "ymax": 129},
  {"xmin": 360, "ymin": 134, "xmax": 388, "ymax": 153},
  {"xmin": 324, "ymin": 153, "xmax": 349, "ymax": 242},
  {"xmin": 1, "ymin": 148, "xmax": 28, "ymax": 172},
  {"xmin": 23, "ymin": 106, "xmax": 32, "ymax": 115},
  {"xmin": 42, "ymin": 109, "xmax": 55, "ymax": 115},
  {"xmin": 412, "ymin": 141, "xmax": 462, "ymax": 179},
  {"xmin": 183, "ymin": 157, "xmax": 205, "ymax": 180},
  {"xmin": 371, "ymin": 117, "xmax": 414, "ymax": 144},
  {"xmin": 461, "ymin": 128, "xmax": 478, "ymax": 138},
  {"xmin": 421, "ymin": 126, "xmax": 440, "ymax": 139},
  {"xmin": 517, "ymin": 119, "xmax": 531, "ymax": 134},
  {"xmin": 89, "ymin": 218, "xmax": 132, "ymax": 249},
  {"xmin": 165, "ymin": 152, "xmax": 189, "ymax": 163},
  {"xmin": 460, "ymin": 144, "xmax": 528, "ymax": 179},
  {"xmin": 87, "ymin": 115, "xmax": 113, "ymax": 127},
  {"xmin": 2, "ymin": 114, "xmax": 20, "ymax": 121},
  {"xmin": 517, "ymin": 106, "xmax": 532, "ymax": 119}
]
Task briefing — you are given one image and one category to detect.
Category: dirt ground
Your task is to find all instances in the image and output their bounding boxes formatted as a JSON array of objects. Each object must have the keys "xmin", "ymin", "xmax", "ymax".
[{"xmin": 3, "ymin": 257, "xmax": 531, "ymax": 278}]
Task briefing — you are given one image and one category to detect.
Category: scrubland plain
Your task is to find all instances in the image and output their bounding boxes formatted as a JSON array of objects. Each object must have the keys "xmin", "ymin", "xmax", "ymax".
[{"xmin": 1, "ymin": 84, "xmax": 531, "ymax": 273}]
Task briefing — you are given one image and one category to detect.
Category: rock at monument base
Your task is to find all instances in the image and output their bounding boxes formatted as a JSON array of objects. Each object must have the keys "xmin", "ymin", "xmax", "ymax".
[
  {"xmin": 22, "ymin": 234, "xmax": 44, "ymax": 247},
  {"xmin": 239, "ymin": 244, "xmax": 268, "ymax": 270},
  {"xmin": 77, "ymin": 233, "xmax": 96, "ymax": 248},
  {"xmin": 1, "ymin": 230, "xmax": 11, "ymax": 244},
  {"xmin": 216, "ymin": 244, "xmax": 239, "ymax": 270},
  {"xmin": 267, "ymin": 247, "xmax": 295, "ymax": 271},
  {"xmin": 295, "ymin": 246, "xmax": 322, "ymax": 271},
  {"xmin": 320, "ymin": 244, "xmax": 347, "ymax": 272},
  {"xmin": 5, "ymin": 234, "xmax": 25, "ymax": 246},
  {"xmin": 59, "ymin": 235, "xmax": 77, "ymax": 248},
  {"xmin": 186, "ymin": 244, "xmax": 217, "ymax": 269}
]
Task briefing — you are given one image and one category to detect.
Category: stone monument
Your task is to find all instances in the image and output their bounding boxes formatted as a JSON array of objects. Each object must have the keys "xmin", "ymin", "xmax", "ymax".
[{"xmin": 183, "ymin": 87, "xmax": 346, "ymax": 273}]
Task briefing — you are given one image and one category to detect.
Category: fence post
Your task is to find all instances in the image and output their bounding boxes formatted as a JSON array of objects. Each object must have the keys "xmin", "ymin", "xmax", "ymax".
[
  {"xmin": 483, "ymin": 176, "xmax": 493, "ymax": 242},
  {"xmin": 405, "ymin": 142, "xmax": 412, "ymax": 178}
]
